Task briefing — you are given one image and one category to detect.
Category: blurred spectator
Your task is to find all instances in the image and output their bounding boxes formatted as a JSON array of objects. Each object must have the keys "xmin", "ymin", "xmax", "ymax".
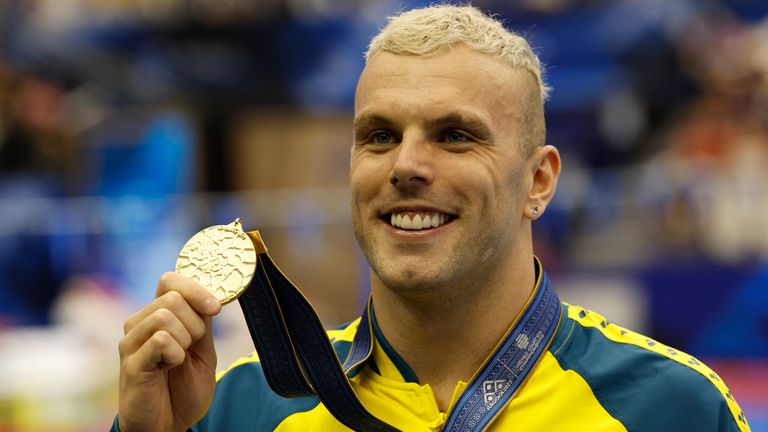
[
  {"xmin": 0, "ymin": 71, "xmax": 75, "ymax": 178},
  {"xmin": 653, "ymin": 12, "xmax": 768, "ymax": 262},
  {"xmin": 0, "ymin": 68, "xmax": 76, "ymax": 326}
]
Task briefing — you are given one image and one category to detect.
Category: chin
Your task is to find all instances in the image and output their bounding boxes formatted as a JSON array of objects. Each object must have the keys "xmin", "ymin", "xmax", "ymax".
[{"xmin": 375, "ymin": 264, "xmax": 451, "ymax": 296}]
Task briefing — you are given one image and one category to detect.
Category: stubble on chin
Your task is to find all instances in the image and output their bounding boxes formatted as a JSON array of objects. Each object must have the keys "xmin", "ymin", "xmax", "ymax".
[{"xmin": 368, "ymin": 247, "xmax": 476, "ymax": 303}]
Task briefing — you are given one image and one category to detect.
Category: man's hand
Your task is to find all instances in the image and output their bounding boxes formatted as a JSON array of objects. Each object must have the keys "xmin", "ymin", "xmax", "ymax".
[{"xmin": 118, "ymin": 272, "xmax": 222, "ymax": 432}]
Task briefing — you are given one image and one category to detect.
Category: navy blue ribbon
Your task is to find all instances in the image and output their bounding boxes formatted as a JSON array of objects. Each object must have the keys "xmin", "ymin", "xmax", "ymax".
[
  {"xmin": 343, "ymin": 259, "xmax": 561, "ymax": 431},
  {"xmin": 238, "ymin": 246, "xmax": 399, "ymax": 432},
  {"xmin": 239, "ymin": 232, "xmax": 560, "ymax": 432},
  {"xmin": 442, "ymin": 269, "xmax": 561, "ymax": 431}
]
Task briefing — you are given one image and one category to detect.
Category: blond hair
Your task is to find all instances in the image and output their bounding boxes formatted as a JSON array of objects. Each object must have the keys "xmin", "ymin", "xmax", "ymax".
[{"xmin": 365, "ymin": 4, "xmax": 551, "ymax": 102}]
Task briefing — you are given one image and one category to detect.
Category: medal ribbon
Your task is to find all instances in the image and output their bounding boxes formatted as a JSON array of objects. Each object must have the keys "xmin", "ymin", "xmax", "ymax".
[
  {"xmin": 237, "ymin": 232, "xmax": 398, "ymax": 432},
  {"xmin": 238, "ymin": 232, "xmax": 561, "ymax": 432},
  {"xmin": 441, "ymin": 267, "xmax": 561, "ymax": 431}
]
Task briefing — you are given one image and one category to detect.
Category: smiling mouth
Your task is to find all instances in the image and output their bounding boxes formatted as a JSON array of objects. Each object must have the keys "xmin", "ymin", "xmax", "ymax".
[{"xmin": 384, "ymin": 211, "xmax": 456, "ymax": 231}]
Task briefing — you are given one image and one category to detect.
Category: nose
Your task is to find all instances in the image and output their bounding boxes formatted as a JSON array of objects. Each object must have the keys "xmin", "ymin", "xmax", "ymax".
[{"xmin": 389, "ymin": 135, "xmax": 434, "ymax": 187}]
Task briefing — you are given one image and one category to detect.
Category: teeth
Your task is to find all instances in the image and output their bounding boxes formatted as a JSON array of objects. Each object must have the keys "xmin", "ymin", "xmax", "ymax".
[
  {"xmin": 402, "ymin": 215, "xmax": 412, "ymax": 229},
  {"xmin": 389, "ymin": 211, "xmax": 450, "ymax": 230},
  {"xmin": 413, "ymin": 214, "xmax": 423, "ymax": 229},
  {"xmin": 422, "ymin": 214, "xmax": 431, "ymax": 228}
]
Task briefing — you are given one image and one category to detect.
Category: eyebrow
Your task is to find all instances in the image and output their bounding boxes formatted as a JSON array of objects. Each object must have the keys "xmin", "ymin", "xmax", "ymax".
[
  {"xmin": 354, "ymin": 111, "xmax": 493, "ymax": 138},
  {"xmin": 353, "ymin": 113, "xmax": 394, "ymax": 132},
  {"xmin": 424, "ymin": 112, "xmax": 493, "ymax": 139}
]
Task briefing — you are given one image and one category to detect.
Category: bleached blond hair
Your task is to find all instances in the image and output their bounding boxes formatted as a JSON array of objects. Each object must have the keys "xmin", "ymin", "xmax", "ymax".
[{"xmin": 365, "ymin": 4, "xmax": 551, "ymax": 102}]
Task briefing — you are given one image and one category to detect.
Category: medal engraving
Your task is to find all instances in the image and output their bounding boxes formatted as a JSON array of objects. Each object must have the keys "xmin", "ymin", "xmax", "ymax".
[{"xmin": 175, "ymin": 219, "xmax": 256, "ymax": 305}]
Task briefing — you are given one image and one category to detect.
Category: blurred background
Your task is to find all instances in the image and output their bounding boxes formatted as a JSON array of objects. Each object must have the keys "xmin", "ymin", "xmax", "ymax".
[{"xmin": 0, "ymin": 0, "xmax": 766, "ymax": 430}]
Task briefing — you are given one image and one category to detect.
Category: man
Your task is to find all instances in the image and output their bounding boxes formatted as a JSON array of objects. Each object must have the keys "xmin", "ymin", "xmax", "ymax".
[{"xmin": 114, "ymin": 5, "xmax": 749, "ymax": 431}]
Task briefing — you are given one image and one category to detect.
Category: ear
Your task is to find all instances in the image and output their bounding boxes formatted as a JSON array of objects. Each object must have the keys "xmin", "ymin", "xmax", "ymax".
[{"xmin": 525, "ymin": 145, "xmax": 561, "ymax": 220}]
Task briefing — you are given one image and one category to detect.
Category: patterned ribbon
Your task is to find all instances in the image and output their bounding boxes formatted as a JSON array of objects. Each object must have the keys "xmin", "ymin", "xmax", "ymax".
[
  {"xmin": 239, "ymin": 231, "xmax": 560, "ymax": 432},
  {"xmin": 343, "ymin": 259, "xmax": 562, "ymax": 431}
]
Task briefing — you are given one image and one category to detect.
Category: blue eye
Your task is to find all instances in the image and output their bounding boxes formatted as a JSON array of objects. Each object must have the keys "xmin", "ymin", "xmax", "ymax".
[
  {"xmin": 445, "ymin": 131, "xmax": 468, "ymax": 143},
  {"xmin": 371, "ymin": 131, "xmax": 394, "ymax": 144}
]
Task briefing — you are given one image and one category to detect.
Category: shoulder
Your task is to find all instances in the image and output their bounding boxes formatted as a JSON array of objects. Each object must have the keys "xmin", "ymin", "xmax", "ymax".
[
  {"xmin": 194, "ymin": 319, "xmax": 362, "ymax": 432},
  {"xmin": 548, "ymin": 303, "xmax": 749, "ymax": 432},
  {"xmin": 215, "ymin": 317, "xmax": 362, "ymax": 380}
]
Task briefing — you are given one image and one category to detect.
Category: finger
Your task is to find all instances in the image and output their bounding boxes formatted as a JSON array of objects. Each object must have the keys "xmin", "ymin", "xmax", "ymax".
[
  {"xmin": 149, "ymin": 291, "xmax": 208, "ymax": 341},
  {"xmin": 156, "ymin": 272, "xmax": 221, "ymax": 316},
  {"xmin": 129, "ymin": 330, "xmax": 187, "ymax": 373},
  {"xmin": 124, "ymin": 290, "xmax": 206, "ymax": 337},
  {"xmin": 190, "ymin": 315, "xmax": 217, "ymax": 366},
  {"xmin": 124, "ymin": 273, "xmax": 220, "ymax": 333},
  {"xmin": 119, "ymin": 307, "xmax": 193, "ymax": 358}
]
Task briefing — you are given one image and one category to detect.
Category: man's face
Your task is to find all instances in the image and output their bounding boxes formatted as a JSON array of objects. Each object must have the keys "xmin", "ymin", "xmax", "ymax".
[{"xmin": 350, "ymin": 45, "xmax": 541, "ymax": 296}]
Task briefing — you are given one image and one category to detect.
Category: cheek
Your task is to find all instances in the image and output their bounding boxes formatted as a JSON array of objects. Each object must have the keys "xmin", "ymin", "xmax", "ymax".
[
  {"xmin": 477, "ymin": 161, "xmax": 527, "ymax": 213},
  {"xmin": 349, "ymin": 163, "xmax": 379, "ymax": 223},
  {"xmin": 500, "ymin": 165, "xmax": 529, "ymax": 210},
  {"xmin": 349, "ymin": 166, "xmax": 370, "ymax": 203},
  {"xmin": 465, "ymin": 161, "xmax": 510, "ymax": 200},
  {"xmin": 350, "ymin": 155, "xmax": 389, "ymax": 196}
]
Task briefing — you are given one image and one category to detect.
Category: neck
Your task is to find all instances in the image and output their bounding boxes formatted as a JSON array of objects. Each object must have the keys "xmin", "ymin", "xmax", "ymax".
[{"xmin": 370, "ymin": 254, "xmax": 536, "ymax": 411}]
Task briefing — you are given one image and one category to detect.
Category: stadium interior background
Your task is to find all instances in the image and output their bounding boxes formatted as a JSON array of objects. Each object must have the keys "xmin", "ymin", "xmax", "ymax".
[{"xmin": 0, "ymin": 0, "xmax": 766, "ymax": 430}]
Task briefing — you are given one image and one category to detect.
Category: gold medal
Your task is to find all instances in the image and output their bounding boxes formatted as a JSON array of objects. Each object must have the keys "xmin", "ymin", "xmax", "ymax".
[{"xmin": 175, "ymin": 218, "xmax": 257, "ymax": 305}]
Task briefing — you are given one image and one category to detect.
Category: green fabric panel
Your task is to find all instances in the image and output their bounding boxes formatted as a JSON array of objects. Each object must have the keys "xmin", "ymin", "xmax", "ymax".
[
  {"xmin": 192, "ymin": 334, "xmax": 354, "ymax": 431},
  {"xmin": 551, "ymin": 311, "xmax": 741, "ymax": 432},
  {"xmin": 192, "ymin": 361, "xmax": 321, "ymax": 431},
  {"xmin": 548, "ymin": 303, "xmax": 571, "ymax": 353}
]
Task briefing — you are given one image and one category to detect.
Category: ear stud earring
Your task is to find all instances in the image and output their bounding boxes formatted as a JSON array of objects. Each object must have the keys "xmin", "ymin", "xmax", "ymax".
[{"xmin": 531, "ymin": 206, "xmax": 539, "ymax": 216}]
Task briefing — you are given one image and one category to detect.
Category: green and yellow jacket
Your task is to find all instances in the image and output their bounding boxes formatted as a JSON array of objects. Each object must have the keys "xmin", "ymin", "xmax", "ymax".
[
  {"xmin": 191, "ymin": 307, "xmax": 747, "ymax": 431},
  {"xmin": 112, "ymin": 268, "xmax": 749, "ymax": 431}
]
